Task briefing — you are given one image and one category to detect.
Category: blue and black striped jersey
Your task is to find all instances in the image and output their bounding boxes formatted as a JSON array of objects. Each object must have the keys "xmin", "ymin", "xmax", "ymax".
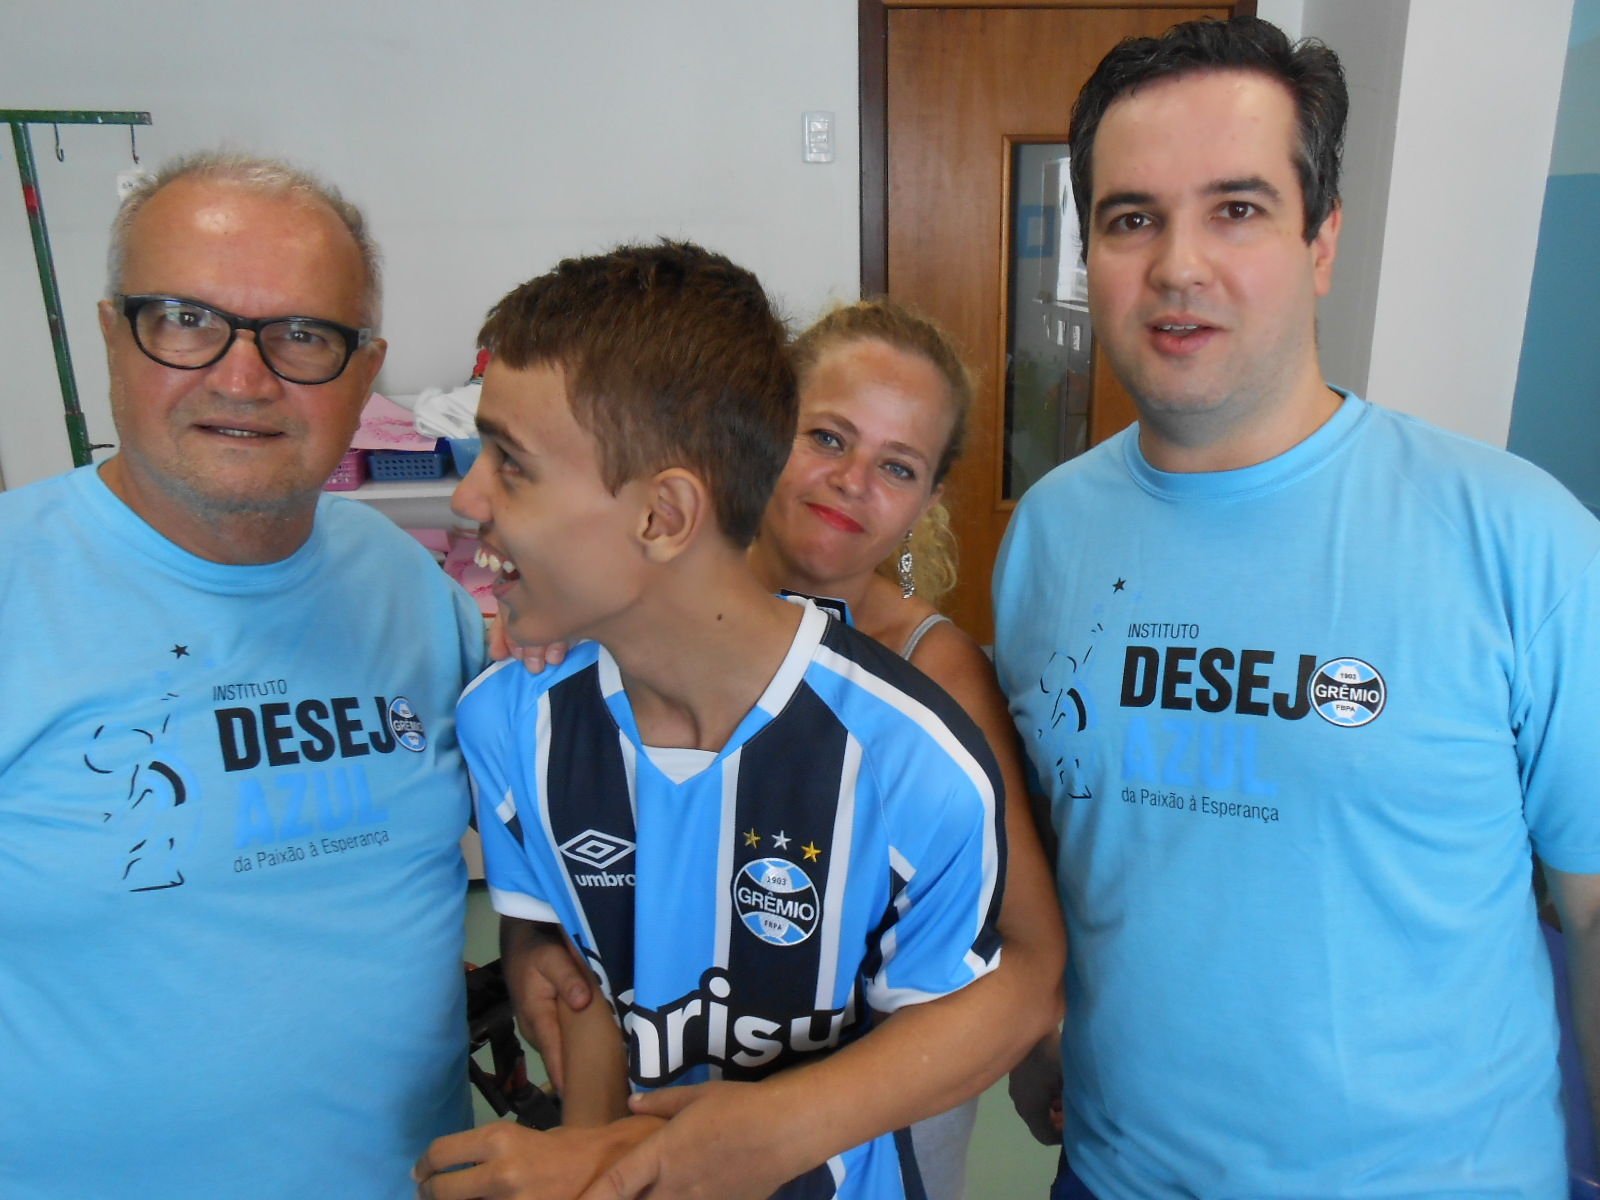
[{"xmin": 459, "ymin": 600, "xmax": 1006, "ymax": 1199}]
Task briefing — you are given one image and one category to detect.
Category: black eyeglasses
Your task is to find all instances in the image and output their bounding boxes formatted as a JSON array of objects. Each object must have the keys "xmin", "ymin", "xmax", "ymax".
[{"xmin": 117, "ymin": 294, "xmax": 373, "ymax": 385}]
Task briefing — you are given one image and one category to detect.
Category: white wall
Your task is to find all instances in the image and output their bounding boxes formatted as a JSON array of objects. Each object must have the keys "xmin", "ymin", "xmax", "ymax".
[
  {"xmin": 1256, "ymin": 0, "xmax": 1305, "ymax": 43},
  {"xmin": 1, "ymin": 1, "xmax": 1575, "ymax": 481},
  {"xmin": 1301, "ymin": 0, "xmax": 1409, "ymax": 398},
  {"xmin": 1365, "ymin": 0, "xmax": 1573, "ymax": 444},
  {"xmin": 0, "ymin": 1, "xmax": 860, "ymax": 489}
]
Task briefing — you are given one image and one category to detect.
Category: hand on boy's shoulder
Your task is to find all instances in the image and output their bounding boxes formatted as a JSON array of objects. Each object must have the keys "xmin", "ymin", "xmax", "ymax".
[
  {"xmin": 487, "ymin": 607, "xmax": 573, "ymax": 675},
  {"xmin": 462, "ymin": 641, "xmax": 599, "ymax": 717}
]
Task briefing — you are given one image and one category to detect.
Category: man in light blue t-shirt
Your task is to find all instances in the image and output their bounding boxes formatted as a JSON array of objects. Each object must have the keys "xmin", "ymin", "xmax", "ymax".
[
  {"xmin": 0, "ymin": 154, "xmax": 484, "ymax": 1200},
  {"xmin": 995, "ymin": 16, "xmax": 1600, "ymax": 1200}
]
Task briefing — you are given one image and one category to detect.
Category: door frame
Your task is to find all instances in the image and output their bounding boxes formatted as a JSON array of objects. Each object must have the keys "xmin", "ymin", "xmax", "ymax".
[{"xmin": 858, "ymin": 0, "xmax": 1259, "ymax": 295}]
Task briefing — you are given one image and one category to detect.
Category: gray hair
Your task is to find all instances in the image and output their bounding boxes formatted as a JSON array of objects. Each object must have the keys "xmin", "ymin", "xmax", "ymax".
[{"xmin": 106, "ymin": 151, "xmax": 383, "ymax": 330}]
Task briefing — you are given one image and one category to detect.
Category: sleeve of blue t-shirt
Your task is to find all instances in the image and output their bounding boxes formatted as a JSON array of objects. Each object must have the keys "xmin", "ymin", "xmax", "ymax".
[
  {"xmin": 864, "ymin": 729, "xmax": 1006, "ymax": 1013},
  {"xmin": 1519, "ymin": 545, "xmax": 1600, "ymax": 873},
  {"xmin": 458, "ymin": 661, "xmax": 564, "ymax": 924},
  {"xmin": 449, "ymin": 587, "xmax": 490, "ymax": 684}
]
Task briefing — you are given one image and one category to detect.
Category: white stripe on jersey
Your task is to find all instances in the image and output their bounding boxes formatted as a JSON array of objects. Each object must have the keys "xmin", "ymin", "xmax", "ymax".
[
  {"xmin": 619, "ymin": 731, "xmax": 639, "ymax": 827},
  {"xmin": 534, "ymin": 690, "xmax": 602, "ymax": 957},
  {"xmin": 869, "ymin": 982, "xmax": 949, "ymax": 1010},
  {"xmin": 496, "ymin": 788, "xmax": 516, "ymax": 825},
  {"xmin": 888, "ymin": 845, "xmax": 915, "ymax": 883},
  {"xmin": 714, "ymin": 750, "xmax": 741, "ymax": 972},
  {"xmin": 489, "ymin": 885, "xmax": 560, "ymax": 924},
  {"xmin": 815, "ymin": 734, "xmax": 861, "ymax": 1010},
  {"xmin": 467, "ymin": 771, "xmax": 482, "ymax": 839},
  {"xmin": 814, "ymin": 643, "xmax": 1001, "ymax": 971},
  {"xmin": 458, "ymin": 653, "xmax": 520, "ymax": 701},
  {"xmin": 868, "ymin": 854, "xmax": 916, "ymax": 1011},
  {"xmin": 827, "ymin": 1154, "xmax": 847, "ymax": 1187},
  {"xmin": 597, "ymin": 646, "xmax": 626, "ymax": 698},
  {"xmin": 710, "ymin": 750, "xmax": 743, "ymax": 1082},
  {"xmin": 756, "ymin": 600, "xmax": 829, "ymax": 715}
]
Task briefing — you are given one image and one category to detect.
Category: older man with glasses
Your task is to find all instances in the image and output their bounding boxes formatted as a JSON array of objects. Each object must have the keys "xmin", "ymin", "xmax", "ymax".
[{"xmin": 0, "ymin": 153, "xmax": 485, "ymax": 1200}]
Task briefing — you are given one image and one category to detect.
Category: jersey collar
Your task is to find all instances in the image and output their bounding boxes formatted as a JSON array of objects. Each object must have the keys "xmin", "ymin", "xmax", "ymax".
[{"xmin": 593, "ymin": 599, "xmax": 831, "ymax": 769}]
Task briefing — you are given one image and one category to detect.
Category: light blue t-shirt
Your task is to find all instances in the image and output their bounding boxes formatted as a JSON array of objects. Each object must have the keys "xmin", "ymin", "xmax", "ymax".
[
  {"xmin": 460, "ymin": 600, "xmax": 1006, "ymax": 1199},
  {"xmin": 0, "ymin": 466, "xmax": 486, "ymax": 1200},
  {"xmin": 994, "ymin": 394, "xmax": 1600, "ymax": 1199}
]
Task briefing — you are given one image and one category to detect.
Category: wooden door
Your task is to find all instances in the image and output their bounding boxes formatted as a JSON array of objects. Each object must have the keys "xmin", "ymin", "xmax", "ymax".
[{"xmin": 866, "ymin": 1, "xmax": 1237, "ymax": 642}]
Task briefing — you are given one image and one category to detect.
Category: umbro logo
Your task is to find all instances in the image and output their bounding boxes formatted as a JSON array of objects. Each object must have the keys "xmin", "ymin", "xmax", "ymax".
[{"xmin": 559, "ymin": 829, "xmax": 635, "ymax": 870}]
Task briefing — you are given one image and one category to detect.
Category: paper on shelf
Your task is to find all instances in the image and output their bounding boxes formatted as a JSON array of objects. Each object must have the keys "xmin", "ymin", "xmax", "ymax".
[{"xmin": 351, "ymin": 392, "xmax": 438, "ymax": 452}]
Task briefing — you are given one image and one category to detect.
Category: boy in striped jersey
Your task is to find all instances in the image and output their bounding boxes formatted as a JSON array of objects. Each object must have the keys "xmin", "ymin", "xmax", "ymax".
[{"xmin": 413, "ymin": 243, "xmax": 1043, "ymax": 1200}]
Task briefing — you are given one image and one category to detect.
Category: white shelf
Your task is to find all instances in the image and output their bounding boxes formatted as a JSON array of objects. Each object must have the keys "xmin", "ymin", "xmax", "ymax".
[
  {"xmin": 340, "ymin": 477, "xmax": 460, "ymax": 501},
  {"xmin": 332, "ymin": 476, "xmax": 472, "ymax": 529}
]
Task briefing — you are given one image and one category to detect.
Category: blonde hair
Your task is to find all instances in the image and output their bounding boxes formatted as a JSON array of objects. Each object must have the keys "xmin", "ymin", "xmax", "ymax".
[{"xmin": 792, "ymin": 299, "xmax": 973, "ymax": 604}]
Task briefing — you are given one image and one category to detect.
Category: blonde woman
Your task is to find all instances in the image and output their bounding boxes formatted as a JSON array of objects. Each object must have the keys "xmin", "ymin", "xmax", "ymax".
[{"xmin": 751, "ymin": 300, "xmax": 1062, "ymax": 1200}]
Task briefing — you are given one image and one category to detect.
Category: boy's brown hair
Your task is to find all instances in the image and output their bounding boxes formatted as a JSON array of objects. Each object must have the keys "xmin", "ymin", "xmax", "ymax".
[{"xmin": 479, "ymin": 240, "xmax": 795, "ymax": 546}]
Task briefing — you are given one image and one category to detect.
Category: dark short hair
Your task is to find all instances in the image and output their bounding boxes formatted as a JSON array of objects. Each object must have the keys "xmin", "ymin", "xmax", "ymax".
[
  {"xmin": 1068, "ymin": 15, "xmax": 1347, "ymax": 249},
  {"xmin": 478, "ymin": 241, "xmax": 796, "ymax": 547}
]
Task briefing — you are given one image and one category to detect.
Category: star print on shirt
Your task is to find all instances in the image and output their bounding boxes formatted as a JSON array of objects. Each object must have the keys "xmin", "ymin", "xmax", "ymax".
[
  {"xmin": 1112, "ymin": 579, "xmax": 1126, "ymax": 593},
  {"xmin": 743, "ymin": 828, "xmax": 762, "ymax": 848},
  {"xmin": 802, "ymin": 842, "xmax": 822, "ymax": 862},
  {"xmin": 771, "ymin": 830, "xmax": 791, "ymax": 849},
  {"xmin": 171, "ymin": 645, "xmax": 190, "ymax": 658}
]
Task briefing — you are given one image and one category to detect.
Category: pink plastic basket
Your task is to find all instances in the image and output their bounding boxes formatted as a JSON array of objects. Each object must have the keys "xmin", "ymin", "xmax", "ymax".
[{"xmin": 323, "ymin": 449, "xmax": 368, "ymax": 491}]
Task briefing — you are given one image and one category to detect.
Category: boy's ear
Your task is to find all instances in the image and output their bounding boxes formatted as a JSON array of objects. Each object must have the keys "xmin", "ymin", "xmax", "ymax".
[{"xmin": 638, "ymin": 468, "xmax": 709, "ymax": 563}]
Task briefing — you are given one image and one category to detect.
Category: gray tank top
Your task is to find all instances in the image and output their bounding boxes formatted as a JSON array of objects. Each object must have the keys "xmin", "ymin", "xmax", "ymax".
[{"xmin": 900, "ymin": 612, "xmax": 953, "ymax": 660}]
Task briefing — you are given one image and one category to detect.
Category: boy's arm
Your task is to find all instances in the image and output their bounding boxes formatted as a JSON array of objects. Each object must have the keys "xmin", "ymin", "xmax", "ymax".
[
  {"xmin": 494, "ymin": 918, "xmax": 1062, "ymax": 1200},
  {"xmin": 507, "ymin": 917, "xmax": 1061, "ymax": 1200},
  {"xmin": 583, "ymin": 976, "xmax": 1057, "ymax": 1200},
  {"xmin": 420, "ymin": 669, "xmax": 652, "ymax": 1199},
  {"xmin": 414, "ymin": 926, "xmax": 648, "ymax": 1199},
  {"xmin": 502, "ymin": 916, "xmax": 598, "ymax": 1094},
  {"xmin": 549, "ymin": 929, "xmax": 632, "ymax": 1128}
]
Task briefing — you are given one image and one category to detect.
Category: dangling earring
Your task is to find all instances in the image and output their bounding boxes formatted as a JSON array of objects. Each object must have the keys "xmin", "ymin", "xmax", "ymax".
[{"xmin": 898, "ymin": 532, "xmax": 916, "ymax": 599}]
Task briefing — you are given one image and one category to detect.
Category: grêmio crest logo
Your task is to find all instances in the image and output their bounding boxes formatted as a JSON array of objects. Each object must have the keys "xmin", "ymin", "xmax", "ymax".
[
  {"xmin": 734, "ymin": 857, "xmax": 820, "ymax": 946},
  {"xmin": 1309, "ymin": 658, "xmax": 1387, "ymax": 727},
  {"xmin": 1120, "ymin": 645, "xmax": 1386, "ymax": 728}
]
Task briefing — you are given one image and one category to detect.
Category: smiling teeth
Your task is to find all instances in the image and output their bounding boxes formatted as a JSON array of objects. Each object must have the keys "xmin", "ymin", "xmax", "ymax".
[
  {"xmin": 1159, "ymin": 324, "xmax": 1200, "ymax": 332},
  {"xmin": 474, "ymin": 547, "xmax": 516, "ymax": 575},
  {"xmin": 215, "ymin": 428, "xmax": 270, "ymax": 437}
]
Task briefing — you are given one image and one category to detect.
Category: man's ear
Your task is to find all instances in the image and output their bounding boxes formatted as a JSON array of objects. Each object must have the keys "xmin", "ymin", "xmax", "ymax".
[
  {"xmin": 352, "ymin": 336, "xmax": 388, "ymax": 394},
  {"xmin": 1311, "ymin": 201, "xmax": 1342, "ymax": 298},
  {"xmin": 98, "ymin": 298, "xmax": 119, "ymax": 354},
  {"xmin": 638, "ymin": 468, "xmax": 709, "ymax": 563}
]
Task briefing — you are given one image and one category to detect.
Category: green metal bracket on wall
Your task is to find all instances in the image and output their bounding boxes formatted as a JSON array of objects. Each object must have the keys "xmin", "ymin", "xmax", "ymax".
[{"xmin": 2, "ymin": 109, "xmax": 152, "ymax": 467}]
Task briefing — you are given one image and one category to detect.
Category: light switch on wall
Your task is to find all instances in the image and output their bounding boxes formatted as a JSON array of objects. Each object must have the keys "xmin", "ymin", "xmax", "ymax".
[{"xmin": 802, "ymin": 111, "xmax": 834, "ymax": 164}]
